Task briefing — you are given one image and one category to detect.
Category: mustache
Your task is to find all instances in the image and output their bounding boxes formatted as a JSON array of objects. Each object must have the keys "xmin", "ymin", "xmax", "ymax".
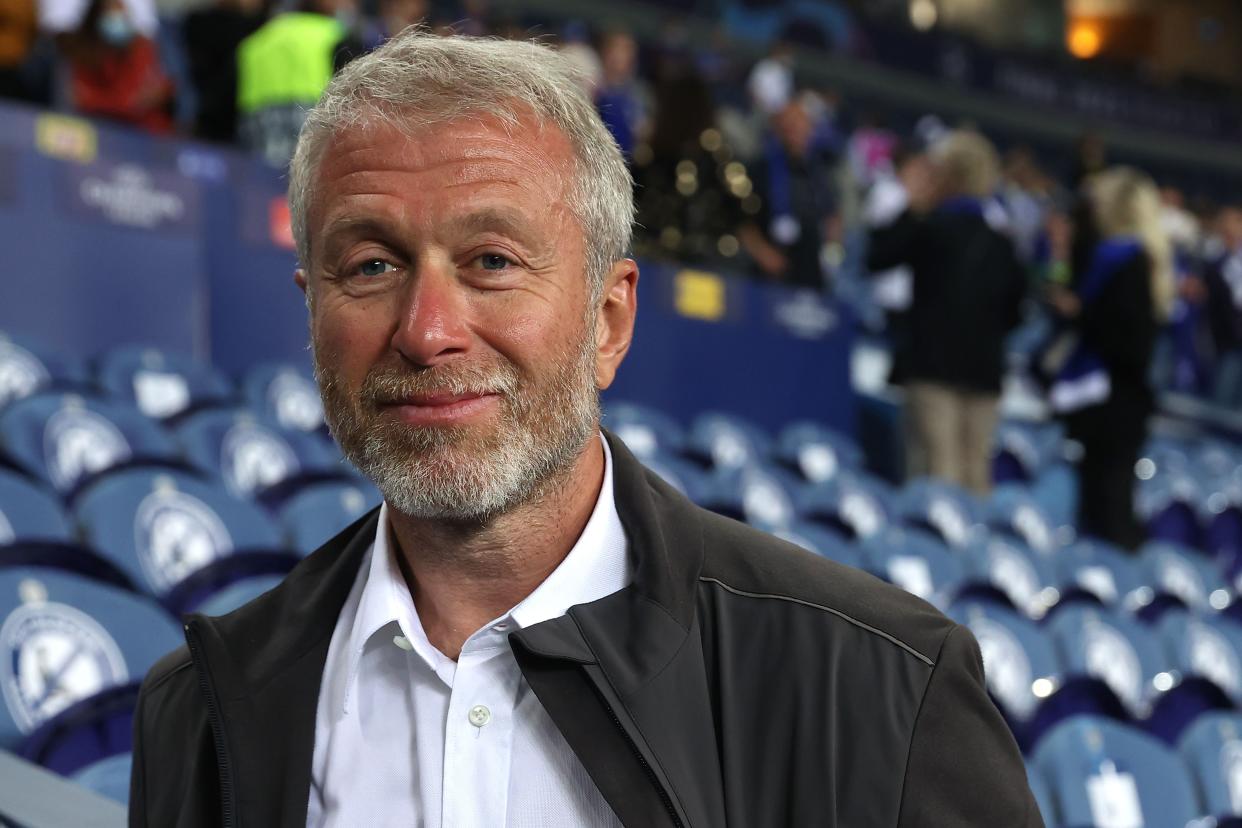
[{"xmin": 359, "ymin": 362, "xmax": 520, "ymax": 405}]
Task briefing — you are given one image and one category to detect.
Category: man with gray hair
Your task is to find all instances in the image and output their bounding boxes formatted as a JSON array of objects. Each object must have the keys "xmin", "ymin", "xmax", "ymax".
[{"xmin": 129, "ymin": 31, "xmax": 1041, "ymax": 827}]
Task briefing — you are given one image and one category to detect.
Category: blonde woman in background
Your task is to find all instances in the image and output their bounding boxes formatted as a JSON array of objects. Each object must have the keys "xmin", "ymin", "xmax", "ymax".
[{"xmin": 1047, "ymin": 166, "xmax": 1174, "ymax": 550}]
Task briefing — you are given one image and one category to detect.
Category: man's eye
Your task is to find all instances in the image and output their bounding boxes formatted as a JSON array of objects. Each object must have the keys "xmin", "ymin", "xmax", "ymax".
[
  {"xmin": 356, "ymin": 259, "xmax": 396, "ymax": 278},
  {"xmin": 478, "ymin": 254, "xmax": 513, "ymax": 271}
]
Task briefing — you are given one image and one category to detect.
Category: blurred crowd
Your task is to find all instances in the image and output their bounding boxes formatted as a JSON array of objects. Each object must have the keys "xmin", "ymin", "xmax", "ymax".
[{"xmin": 2, "ymin": 0, "xmax": 1240, "ymax": 548}]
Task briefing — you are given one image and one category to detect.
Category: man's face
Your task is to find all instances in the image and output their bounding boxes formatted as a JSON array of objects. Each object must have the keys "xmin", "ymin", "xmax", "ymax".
[{"xmin": 300, "ymin": 113, "xmax": 610, "ymax": 521}]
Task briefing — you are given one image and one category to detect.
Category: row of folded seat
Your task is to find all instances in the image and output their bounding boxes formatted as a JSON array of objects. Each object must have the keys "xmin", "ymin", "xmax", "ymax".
[
  {"xmin": 0, "ymin": 334, "xmax": 326, "ymax": 433},
  {"xmin": 1028, "ymin": 713, "xmax": 1242, "ymax": 828}
]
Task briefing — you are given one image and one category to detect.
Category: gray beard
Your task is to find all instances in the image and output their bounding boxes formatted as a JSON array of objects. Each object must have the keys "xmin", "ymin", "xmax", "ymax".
[{"xmin": 314, "ymin": 332, "xmax": 600, "ymax": 523}]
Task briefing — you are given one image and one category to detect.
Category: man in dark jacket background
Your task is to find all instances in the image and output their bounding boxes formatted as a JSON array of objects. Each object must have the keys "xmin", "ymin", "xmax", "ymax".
[
  {"xmin": 867, "ymin": 129, "xmax": 1027, "ymax": 496},
  {"xmin": 129, "ymin": 30, "xmax": 1042, "ymax": 828}
]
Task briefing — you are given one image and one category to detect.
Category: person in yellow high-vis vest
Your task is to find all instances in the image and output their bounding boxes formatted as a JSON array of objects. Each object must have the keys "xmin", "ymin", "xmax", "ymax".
[{"xmin": 236, "ymin": 0, "xmax": 353, "ymax": 167}]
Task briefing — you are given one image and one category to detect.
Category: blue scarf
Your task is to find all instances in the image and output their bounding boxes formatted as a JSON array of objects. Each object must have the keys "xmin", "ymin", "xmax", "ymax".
[{"xmin": 1049, "ymin": 237, "xmax": 1143, "ymax": 413}]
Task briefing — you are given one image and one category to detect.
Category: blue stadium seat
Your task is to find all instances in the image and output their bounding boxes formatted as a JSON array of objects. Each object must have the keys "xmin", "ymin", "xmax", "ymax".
[
  {"xmin": 96, "ymin": 345, "xmax": 233, "ymax": 421},
  {"xmin": 0, "ymin": 334, "xmax": 87, "ymax": 410},
  {"xmin": 1157, "ymin": 610, "xmax": 1242, "ymax": 708},
  {"xmin": 947, "ymin": 600, "xmax": 1062, "ymax": 745},
  {"xmin": 281, "ymin": 480, "xmax": 382, "ymax": 556},
  {"xmin": 766, "ymin": 521, "xmax": 864, "ymax": 569},
  {"xmin": 1139, "ymin": 541, "xmax": 1230, "ymax": 616},
  {"xmin": 242, "ymin": 362, "xmax": 325, "ymax": 433},
  {"xmin": 686, "ymin": 411, "xmax": 772, "ymax": 470},
  {"xmin": 1137, "ymin": 472, "xmax": 1204, "ymax": 549},
  {"xmin": 894, "ymin": 478, "xmax": 982, "ymax": 549},
  {"xmin": 71, "ymin": 751, "xmax": 132, "ymax": 804},
  {"xmin": 190, "ymin": 573, "xmax": 285, "ymax": 617},
  {"xmin": 860, "ymin": 527, "xmax": 965, "ymax": 607},
  {"xmin": 1031, "ymin": 717, "xmax": 1200, "ymax": 828},
  {"xmin": 0, "ymin": 393, "xmax": 181, "ymax": 495},
  {"xmin": 1178, "ymin": 712, "xmax": 1242, "ymax": 820},
  {"xmin": 992, "ymin": 420, "xmax": 1060, "ymax": 485},
  {"xmin": 1028, "ymin": 462, "xmax": 1078, "ymax": 530},
  {"xmin": 773, "ymin": 421, "xmax": 862, "ymax": 485},
  {"xmin": 961, "ymin": 536, "xmax": 1060, "ymax": 619},
  {"xmin": 176, "ymin": 409, "xmax": 345, "ymax": 499},
  {"xmin": 0, "ymin": 567, "xmax": 181, "ymax": 750},
  {"xmin": 0, "ymin": 468, "xmax": 74, "ymax": 544},
  {"xmin": 987, "ymin": 485, "xmax": 1064, "ymax": 556},
  {"xmin": 1053, "ymin": 539, "xmax": 1146, "ymax": 610},
  {"xmin": 74, "ymin": 468, "xmax": 286, "ymax": 600},
  {"xmin": 603, "ymin": 401, "xmax": 685, "ymax": 458},
  {"xmin": 1026, "ymin": 764, "xmax": 1059, "ymax": 828},
  {"xmin": 637, "ymin": 452, "xmax": 711, "ymax": 505},
  {"xmin": 702, "ymin": 464, "xmax": 804, "ymax": 527},
  {"xmin": 1047, "ymin": 606, "xmax": 1170, "ymax": 719},
  {"xmin": 800, "ymin": 471, "xmax": 891, "ymax": 541}
]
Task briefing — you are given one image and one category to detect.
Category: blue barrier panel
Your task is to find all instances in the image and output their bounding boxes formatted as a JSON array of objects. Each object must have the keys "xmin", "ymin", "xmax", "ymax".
[{"xmin": 0, "ymin": 101, "xmax": 856, "ymax": 434}]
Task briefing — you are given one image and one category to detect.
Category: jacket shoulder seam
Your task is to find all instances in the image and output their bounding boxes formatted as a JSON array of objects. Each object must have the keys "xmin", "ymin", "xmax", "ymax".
[
  {"xmin": 698, "ymin": 576, "xmax": 935, "ymax": 666},
  {"xmin": 894, "ymin": 623, "xmax": 959, "ymax": 827},
  {"xmin": 145, "ymin": 654, "xmax": 194, "ymax": 695}
]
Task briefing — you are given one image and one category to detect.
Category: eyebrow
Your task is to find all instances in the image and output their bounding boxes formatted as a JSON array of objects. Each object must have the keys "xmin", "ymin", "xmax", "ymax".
[{"xmin": 453, "ymin": 207, "xmax": 549, "ymax": 247}]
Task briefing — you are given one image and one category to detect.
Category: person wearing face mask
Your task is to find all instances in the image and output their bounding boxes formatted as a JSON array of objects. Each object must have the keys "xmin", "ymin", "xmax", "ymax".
[{"xmin": 63, "ymin": 0, "xmax": 174, "ymax": 132}]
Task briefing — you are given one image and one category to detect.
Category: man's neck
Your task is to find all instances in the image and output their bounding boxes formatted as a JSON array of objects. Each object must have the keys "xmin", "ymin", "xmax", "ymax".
[{"xmin": 386, "ymin": 437, "xmax": 606, "ymax": 661}]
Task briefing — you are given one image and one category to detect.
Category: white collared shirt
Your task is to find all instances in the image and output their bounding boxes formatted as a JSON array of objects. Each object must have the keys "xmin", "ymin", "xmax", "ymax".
[{"xmin": 307, "ymin": 435, "xmax": 628, "ymax": 828}]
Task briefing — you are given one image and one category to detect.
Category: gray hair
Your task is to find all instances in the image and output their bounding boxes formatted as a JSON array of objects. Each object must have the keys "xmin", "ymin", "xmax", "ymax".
[{"xmin": 288, "ymin": 29, "xmax": 634, "ymax": 302}]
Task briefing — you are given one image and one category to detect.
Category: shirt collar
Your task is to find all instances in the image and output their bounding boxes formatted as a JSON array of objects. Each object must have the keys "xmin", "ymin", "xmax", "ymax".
[{"xmin": 342, "ymin": 433, "xmax": 628, "ymax": 704}]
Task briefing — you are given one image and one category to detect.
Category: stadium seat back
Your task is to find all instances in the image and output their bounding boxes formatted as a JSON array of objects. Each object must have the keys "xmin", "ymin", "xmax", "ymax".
[
  {"xmin": 0, "ymin": 393, "xmax": 179, "ymax": 494},
  {"xmin": 861, "ymin": 527, "xmax": 965, "ymax": 606},
  {"xmin": 800, "ymin": 471, "xmax": 890, "ymax": 541},
  {"xmin": 687, "ymin": 411, "xmax": 771, "ymax": 470},
  {"xmin": 988, "ymin": 484, "xmax": 1062, "ymax": 555},
  {"xmin": 774, "ymin": 421, "xmax": 862, "ymax": 485},
  {"xmin": 948, "ymin": 600, "xmax": 1060, "ymax": 723},
  {"xmin": 75, "ymin": 468, "xmax": 283, "ymax": 597},
  {"xmin": 767, "ymin": 521, "xmax": 864, "ymax": 569},
  {"xmin": 0, "ymin": 567, "xmax": 181, "ymax": 748},
  {"xmin": 895, "ymin": 478, "xmax": 981, "ymax": 548},
  {"xmin": 96, "ymin": 345, "xmax": 233, "ymax": 420},
  {"xmin": 1179, "ymin": 712, "xmax": 1242, "ymax": 818},
  {"xmin": 963, "ymin": 536, "xmax": 1058, "ymax": 618},
  {"xmin": 0, "ymin": 335, "xmax": 87, "ymax": 410},
  {"xmin": 1140, "ymin": 541, "xmax": 1229, "ymax": 613},
  {"xmin": 281, "ymin": 480, "xmax": 382, "ymax": 556},
  {"xmin": 177, "ymin": 409, "xmax": 341, "ymax": 498},
  {"xmin": 0, "ymin": 469, "xmax": 73, "ymax": 544},
  {"xmin": 1032, "ymin": 716, "xmax": 1199, "ymax": 828},
  {"xmin": 1048, "ymin": 606, "xmax": 1168, "ymax": 717},
  {"xmin": 603, "ymin": 401, "xmax": 686, "ymax": 458},
  {"xmin": 1158, "ymin": 610, "xmax": 1242, "ymax": 706},
  {"xmin": 243, "ymin": 362, "xmax": 325, "ymax": 433}
]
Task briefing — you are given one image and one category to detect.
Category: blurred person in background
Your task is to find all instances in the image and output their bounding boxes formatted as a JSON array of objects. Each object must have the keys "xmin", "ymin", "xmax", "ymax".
[
  {"xmin": 737, "ymin": 98, "xmax": 839, "ymax": 289},
  {"xmin": 0, "ymin": 0, "xmax": 42, "ymax": 101},
  {"xmin": 235, "ymin": 0, "xmax": 356, "ymax": 167},
  {"xmin": 1203, "ymin": 205, "xmax": 1242, "ymax": 404},
  {"xmin": 61, "ymin": 0, "xmax": 174, "ymax": 132},
  {"xmin": 182, "ymin": 0, "xmax": 263, "ymax": 142},
  {"xmin": 746, "ymin": 39, "xmax": 793, "ymax": 115},
  {"xmin": 867, "ymin": 129, "xmax": 1026, "ymax": 495},
  {"xmin": 1045, "ymin": 167, "xmax": 1174, "ymax": 551},
  {"xmin": 594, "ymin": 28, "xmax": 648, "ymax": 162}
]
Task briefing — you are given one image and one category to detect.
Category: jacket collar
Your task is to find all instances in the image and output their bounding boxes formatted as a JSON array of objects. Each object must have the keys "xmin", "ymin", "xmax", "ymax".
[{"xmin": 185, "ymin": 428, "xmax": 706, "ymax": 825}]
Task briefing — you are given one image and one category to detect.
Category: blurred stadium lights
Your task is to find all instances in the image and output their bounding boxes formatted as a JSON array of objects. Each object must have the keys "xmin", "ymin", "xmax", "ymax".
[
  {"xmin": 1067, "ymin": 20, "xmax": 1103, "ymax": 58},
  {"xmin": 909, "ymin": 0, "xmax": 938, "ymax": 31}
]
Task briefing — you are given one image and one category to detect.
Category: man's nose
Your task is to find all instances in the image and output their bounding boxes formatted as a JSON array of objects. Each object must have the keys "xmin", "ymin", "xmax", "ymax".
[{"xmin": 390, "ymin": 257, "xmax": 472, "ymax": 366}]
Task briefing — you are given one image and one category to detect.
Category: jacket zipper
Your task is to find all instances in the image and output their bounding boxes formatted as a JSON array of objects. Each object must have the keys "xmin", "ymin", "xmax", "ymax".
[
  {"xmin": 589, "ymin": 679, "xmax": 684, "ymax": 828},
  {"xmin": 185, "ymin": 621, "xmax": 237, "ymax": 828}
]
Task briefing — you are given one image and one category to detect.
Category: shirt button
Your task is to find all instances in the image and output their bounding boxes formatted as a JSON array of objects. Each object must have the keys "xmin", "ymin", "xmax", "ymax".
[
  {"xmin": 468, "ymin": 705, "xmax": 491, "ymax": 728},
  {"xmin": 393, "ymin": 635, "xmax": 413, "ymax": 651}
]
